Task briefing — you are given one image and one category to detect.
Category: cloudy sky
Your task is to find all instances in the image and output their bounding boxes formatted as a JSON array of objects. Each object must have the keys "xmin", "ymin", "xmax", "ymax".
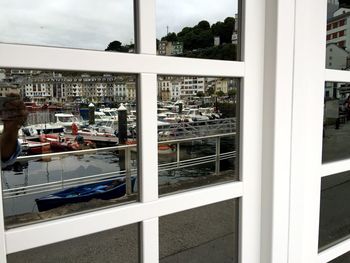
[{"xmin": 0, "ymin": 0, "xmax": 237, "ymax": 51}]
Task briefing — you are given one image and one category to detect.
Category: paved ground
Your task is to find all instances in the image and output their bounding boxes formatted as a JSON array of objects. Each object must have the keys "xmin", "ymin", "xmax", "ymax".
[
  {"xmin": 8, "ymin": 122, "xmax": 350, "ymax": 262},
  {"xmin": 7, "ymin": 200, "xmax": 238, "ymax": 263},
  {"xmin": 320, "ymin": 122, "xmax": 350, "ymax": 260}
]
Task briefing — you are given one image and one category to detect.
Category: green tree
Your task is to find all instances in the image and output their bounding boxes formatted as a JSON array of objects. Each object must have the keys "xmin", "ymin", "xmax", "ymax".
[
  {"xmin": 227, "ymin": 89, "xmax": 237, "ymax": 98},
  {"xmin": 161, "ymin": 32, "xmax": 178, "ymax": 42},
  {"xmin": 216, "ymin": 90, "xmax": 225, "ymax": 97},
  {"xmin": 206, "ymin": 87, "xmax": 215, "ymax": 96},
  {"xmin": 197, "ymin": 20, "xmax": 210, "ymax": 30},
  {"xmin": 105, "ymin": 41, "xmax": 129, "ymax": 52}
]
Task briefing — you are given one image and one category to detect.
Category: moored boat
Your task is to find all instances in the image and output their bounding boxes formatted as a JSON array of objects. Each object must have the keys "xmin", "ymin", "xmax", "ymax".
[
  {"xmin": 19, "ymin": 140, "xmax": 51, "ymax": 155},
  {"xmin": 39, "ymin": 134, "xmax": 96, "ymax": 152},
  {"xmin": 35, "ymin": 176, "xmax": 137, "ymax": 212}
]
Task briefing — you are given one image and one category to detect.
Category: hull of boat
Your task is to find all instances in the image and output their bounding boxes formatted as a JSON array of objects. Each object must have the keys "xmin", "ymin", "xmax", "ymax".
[{"xmin": 35, "ymin": 177, "xmax": 136, "ymax": 212}]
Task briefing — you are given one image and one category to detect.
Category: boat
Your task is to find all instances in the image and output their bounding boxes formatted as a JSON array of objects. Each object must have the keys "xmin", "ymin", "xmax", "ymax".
[
  {"xmin": 182, "ymin": 108, "xmax": 210, "ymax": 122},
  {"xmin": 24, "ymin": 102, "xmax": 42, "ymax": 112},
  {"xmin": 24, "ymin": 123, "xmax": 65, "ymax": 135},
  {"xmin": 55, "ymin": 113, "xmax": 81, "ymax": 132},
  {"xmin": 35, "ymin": 176, "xmax": 137, "ymax": 212},
  {"xmin": 158, "ymin": 144, "xmax": 176, "ymax": 154},
  {"xmin": 19, "ymin": 139, "xmax": 51, "ymax": 155},
  {"xmin": 126, "ymin": 139, "xmax": 176, "ymax": 154},
  {"xmin": 99, "ymin": 108, "xmax": 119, "ymax": 121},
  {"xmin": 39, "ymin": 134, "xmax": 96, "ymax": 152}
]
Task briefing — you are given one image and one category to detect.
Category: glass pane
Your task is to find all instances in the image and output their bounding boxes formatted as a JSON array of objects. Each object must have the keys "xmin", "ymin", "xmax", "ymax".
[
  {"xmin": 0, "ymin": 0, "xmax": 135, "ymax": 52},
  {"xmin": 323, "ymin": 81, "xmax": 350, "ymax": 162},
  {"xmin": 319, "ymin": 171, "xmax": 350, "ymax": 250},
  {"xmin": 157, "ymin": 76, "xmax": 239, "ymax": 195},
  {"xmin": 325, "ymin": 1, "xmax": 350, "ymax": 69},
  {"xmin": 156, "ymin": 0, "xmax": 240, "ymax": 61},
  {"xmin": 159, "ymin": 199, "xmax": 239, "ymax": 263},
  {"xmin": 329, "ymin": 251, "xmax": 350, "ymax": 263},
  {"xmin": 0, "ymin": 69, "xmax": 138, "ymax": 228},
  {"xmin": 7, "ymin": 223, "xmax": 139, "ymax": 263}
]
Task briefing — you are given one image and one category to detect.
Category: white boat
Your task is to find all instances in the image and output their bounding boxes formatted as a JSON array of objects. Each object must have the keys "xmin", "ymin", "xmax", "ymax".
[
  {"xmin": 157, "ymin": 112, "xmax": 181, "ymax": 123},
  {"xmin": 182, "ymin": 108, "xmax": 210, "ymax": 122},
  {"xmin": 55, "ymin": 113, "xmax": 81, "ymax": 131},
  {"xmin": 94, "ymin": 111, "xmax": 112, "ymax": 124},
  {"xmin": 198, "ymin": 107, "xmax": 221, "ymax": 119},
  {"xmin": 99, "ymin": 108, "xmax": 118, "ymax": 121},
  {"xmin": 23, "ymin": 123, "xmax": 65, "ymax": 135}
]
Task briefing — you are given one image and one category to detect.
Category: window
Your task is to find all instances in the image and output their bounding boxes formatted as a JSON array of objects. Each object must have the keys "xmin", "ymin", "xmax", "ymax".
[
  {"xmin": 338, "ymin": 40, "xmax": 346, "ymax": 47},
  {"xmin": 0, "ymin": 0, "xmax": 135, "ymax": 52},
  {"xmin": 0, "ymin": 0, "xmax": 267, "ymax": 262}
]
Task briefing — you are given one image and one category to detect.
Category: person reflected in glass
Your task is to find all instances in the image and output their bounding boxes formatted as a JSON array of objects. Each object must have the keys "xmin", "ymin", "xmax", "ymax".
[
  {"xmin": 0, "ymin": 94, "xmax": 28, "ymax": 167},
  {"xmin": 344, "ymin": 95, "xmax": 350, "ymax": 121}
]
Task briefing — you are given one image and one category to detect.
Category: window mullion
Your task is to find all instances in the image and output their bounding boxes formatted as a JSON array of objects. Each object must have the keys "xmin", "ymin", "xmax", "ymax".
[
  {"xmin": 141, "ymin": 218, "xmax": 159, "ymax": 263},
  {"xmin": 135, "ymin": 0, "xmax": 156, "ymax": 55},
  {"xmin": 288, "ymin": 0, "xmax": 327, "ymax": 262},
  {"xmin": 239, "ymin": 0, "xmax": 265, "ymax": 262}
]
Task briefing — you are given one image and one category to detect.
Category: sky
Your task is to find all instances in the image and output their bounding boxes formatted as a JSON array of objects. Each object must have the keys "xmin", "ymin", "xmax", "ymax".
[{"xmin": 0, "ymin": 0, "xmax": 237, "ymax": 51}]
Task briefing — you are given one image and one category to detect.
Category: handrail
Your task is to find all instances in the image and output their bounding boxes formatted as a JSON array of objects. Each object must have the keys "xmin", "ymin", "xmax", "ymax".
[{"xmin": 3, "ymin": 132, "xmax": 236, "ymax": 199}]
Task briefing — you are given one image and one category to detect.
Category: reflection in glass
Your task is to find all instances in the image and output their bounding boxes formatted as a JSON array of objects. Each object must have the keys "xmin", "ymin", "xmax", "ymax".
[
  {"xmin": 159, "ymin": 199, "xmax": 239, "ymax": 263},
  {"xmin": 329, "ymin": 251, "xmax": 350, "ymax": 263},
  {"xmin": 0, "ymin": 0, "xmax": 135, "ymax": 52},
  {"xmin": 319, "ymin": 171, "xmax": 350, "ymax": 250},
  {"xmin": 158, "ymin": 76, "xmax": 239, "ymax": 195},
  {"xmin": 156, "ymin": 0, "xmax": 240, "ymax": 60},
  {"xmin": 326, "ymin": 0, "xmax": 350, "ymax": 69},
  {"xmin": 322, "ymin": 82, "xmax": 350, "ymax": 162},
  {"xmin": 7, "ymin": 223, "xmax": 139, "ymax": 263},
  {"xmin": 0, "ymin": 69, "xmax": 138, "ymax": 228}
]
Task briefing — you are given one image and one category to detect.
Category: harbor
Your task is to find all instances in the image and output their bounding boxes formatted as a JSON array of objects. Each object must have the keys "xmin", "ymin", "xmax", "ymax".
[{"xmin": 2, "ymin": 104, "xmax": 237, "ymax": 228}]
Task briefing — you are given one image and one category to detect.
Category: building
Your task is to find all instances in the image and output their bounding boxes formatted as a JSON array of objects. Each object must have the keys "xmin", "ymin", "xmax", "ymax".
[
  {"xmin": 158, "ymin": 41, "xmax": 183, "ymax": 56},
  {"xmin": 326, "ymin": 43, "xmax": 350, "ymax": 69},
  {"xmin": 180, "ymin": 76, "xmax": 205, "ymax": 99},
  {"xmin": 326, "ymin": 7, "xmax": 350, "ymax": 50},
  {"xmin": 2, "ymin": 1, "xmax": 350, "ymax": 263}
]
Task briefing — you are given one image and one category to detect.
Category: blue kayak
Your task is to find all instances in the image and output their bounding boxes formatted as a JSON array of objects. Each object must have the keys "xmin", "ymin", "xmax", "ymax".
[{"xmin": 36, "ymin": 176, "xmax": 136, "ymax": 212}]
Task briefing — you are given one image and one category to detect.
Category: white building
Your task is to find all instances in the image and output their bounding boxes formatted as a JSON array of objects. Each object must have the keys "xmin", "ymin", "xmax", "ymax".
[
  {"xmin": 326, "ymin": 43, "xmax": 350, "ymax": 69},
  {"xmin": 170, "ymin": 81, "xmax": 181, "ymax": 101},
  {"xmin": 180, "ymin": 76, "xmax": 205, "ymax": 98},
  {"xmin": 326, "ymin": 8, "xmax": 350, "ymax": 51}
]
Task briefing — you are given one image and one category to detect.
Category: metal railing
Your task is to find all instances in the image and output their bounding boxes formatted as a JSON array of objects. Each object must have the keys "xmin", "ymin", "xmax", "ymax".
[
  {"xmin": 158, "ymin": 118, "xmax": 236, "ymax": 140},
  {"xmin": 2, "ymin": 132, "xmax": 236, "ymax": 199}
]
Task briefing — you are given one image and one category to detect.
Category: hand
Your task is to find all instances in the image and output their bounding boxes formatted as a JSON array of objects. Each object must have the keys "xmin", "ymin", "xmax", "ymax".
[{"xmin": 1, "ymin": 94, "xmax": 28, "ymax": 133}]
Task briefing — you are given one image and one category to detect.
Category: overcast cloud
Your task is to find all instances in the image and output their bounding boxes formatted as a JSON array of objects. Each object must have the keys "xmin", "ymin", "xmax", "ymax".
[{"xmin": 0, "ymin": 0, "xmax": 237, "ymax": 51}]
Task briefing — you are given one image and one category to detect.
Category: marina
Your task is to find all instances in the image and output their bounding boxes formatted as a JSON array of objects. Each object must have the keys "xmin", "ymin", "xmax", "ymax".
[
  {"xmin": 0, "ymin": 81, "xmax": 238, "ymax": 227},
  {"xmin": 2, "ymin": 131, "xmax": 236, "ymax": 227}
]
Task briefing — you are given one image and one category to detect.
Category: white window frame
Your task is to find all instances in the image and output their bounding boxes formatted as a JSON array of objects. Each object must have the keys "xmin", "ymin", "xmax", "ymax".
[
  {"xmin": 264, "ymin": 0, "xmax": 350, "ymax": 262},
  {"xmin": 0, "ymin": 0, "xmax": 265, "ymax": 263}
]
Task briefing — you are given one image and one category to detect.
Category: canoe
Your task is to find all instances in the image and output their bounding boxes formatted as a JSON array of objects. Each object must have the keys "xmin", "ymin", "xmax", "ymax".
[{"xmin": 35, "ymin": 176, "xmax": 136, "ymax": 212}]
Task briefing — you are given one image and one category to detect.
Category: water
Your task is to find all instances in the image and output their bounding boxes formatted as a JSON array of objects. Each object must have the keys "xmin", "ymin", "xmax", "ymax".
[
  {"xmin": 2, "ymin": 151, "xmax": 126, "ymax": 216},
  {"xmin": 2, "ymin": 136, "xmax": 236, "ymax": 219}
]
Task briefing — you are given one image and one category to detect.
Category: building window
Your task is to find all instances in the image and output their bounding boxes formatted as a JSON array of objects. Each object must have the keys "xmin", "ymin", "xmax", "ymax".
[{"xmin": 338, "ymin": 40, "xmax": 346, "ymax": 47}]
